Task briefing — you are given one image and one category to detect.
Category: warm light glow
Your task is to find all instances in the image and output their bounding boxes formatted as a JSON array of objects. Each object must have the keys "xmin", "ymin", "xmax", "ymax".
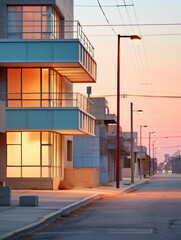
[
  {"xmin": 22, "ymin": 132, "xmax": 40, "ymax": 166},
  {"xmin": 7, "ymin": 69, "xmax": 21, "ymax": 107},
  {"xmin": 130, "ymin": 35, "xmax": 142, "ymax": 41},
  {"xmin": 6, "ymin": 131, "xmax": 62, "ymax": 178},
  {"xmin": 22, "ymin": 68, "xmax": 40, "ymax": 107}
]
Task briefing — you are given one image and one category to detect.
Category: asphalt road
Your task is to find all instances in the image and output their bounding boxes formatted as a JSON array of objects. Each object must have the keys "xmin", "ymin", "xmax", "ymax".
[{"xmin": 30, "ymin": 174, "xmax": 181, "ymax": 240}]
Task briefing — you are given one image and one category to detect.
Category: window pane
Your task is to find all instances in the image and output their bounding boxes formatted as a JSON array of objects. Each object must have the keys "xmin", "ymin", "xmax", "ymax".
[
  {"xmin": 23, "ymin": 6, "xmax": 41, "ymax": 12},
  {"xmin": 7, "ymin": 132, "xmax": 21, "ymax": 144},
  {"xmin": 22, "ymin": 68, "xmax": 40, "ymax": 107},
  {"xmin": 42, "ymin": 146, "xmax": 51, "ymax": 166},
  {"xmin": 54, "ymin": 134, "xmax": 57, "ymax": 166},
  {"xmin": 7, "ymin": 68, "xmax": 21, "ymax": 107},
  {"xmin": 57, "ymin": 134, "xmax": 61, "ymax": 166},
  {"xmin": 42, "ymin": 68, "xmax": 49, "ymax": 107},
  {"xmin": 8, "ymin": 6, "xmax": 21, "ymax": 12},
  {"xmin": 67, "ymin": 140, "xmax": 73, "ymax": 161},
  {"xmin": 42, "ymin": 132, "xmax": 49, "ymax": 144},
  {"xmin": 22, "ymin": 132, "xmax": 40, "ymax": 165},
  {"xmin": 22, "ymin": 167, "xmax": 40, "ymax": 177},
  {"xmin": 7, "ymin": 167, "xmax": 21, "ymax": 177},
  {"xmin": 7, "ymin": 145, "xmax": 21, "ymax": 166},
  {"xmin": 42, "ymin": 167, "xmax": 51, "ymax": 177}
]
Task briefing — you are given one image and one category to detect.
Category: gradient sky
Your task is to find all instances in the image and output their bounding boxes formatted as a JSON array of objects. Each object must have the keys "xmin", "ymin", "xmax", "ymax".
[{"xmin": 74, "ymin": 0, "xmax": 181, "ymax": 163}]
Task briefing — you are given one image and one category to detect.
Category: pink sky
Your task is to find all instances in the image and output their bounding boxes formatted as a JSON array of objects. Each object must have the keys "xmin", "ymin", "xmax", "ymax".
[{"xmin": 74, "ymin": 0, "xmax": 181, "ymax": 163}]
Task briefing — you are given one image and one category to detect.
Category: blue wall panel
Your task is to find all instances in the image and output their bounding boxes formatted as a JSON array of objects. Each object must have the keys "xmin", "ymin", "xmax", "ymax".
[
  {"xmin": 6, "ymin": 108, "xmax": 79, "ymax": 131},
  {"xmin": 0, "ymin": 40, "xmax": 79, "ymax": 64}
]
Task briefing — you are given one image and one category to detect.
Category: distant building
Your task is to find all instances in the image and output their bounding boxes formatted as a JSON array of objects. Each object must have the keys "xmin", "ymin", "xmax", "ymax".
[
  {"xmin": 73, "ymin": 97, "xmax": 117, "ymax": 187},
  {"xmin": 121, "ymin": 132, "xmax": 139, "ymax": 178}
]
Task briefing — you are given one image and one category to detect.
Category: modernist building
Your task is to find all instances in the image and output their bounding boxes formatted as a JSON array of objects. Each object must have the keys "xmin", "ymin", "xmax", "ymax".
[
  {"xmin": 121, "ymin": 132, "xmax": 139, "ymax": 178},
  {"xmin": 0, "ymin": 0, "xmax": 96, "ymax": 190},
  {"xmin": 73, "ymin": 97, "xmax": 117, "ymax": 187}
]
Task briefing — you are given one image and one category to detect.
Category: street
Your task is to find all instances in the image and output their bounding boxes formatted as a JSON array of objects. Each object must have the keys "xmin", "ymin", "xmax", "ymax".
[{"xmin": 29, "ymin": 174, "xmax": 181, "ymax": 240}]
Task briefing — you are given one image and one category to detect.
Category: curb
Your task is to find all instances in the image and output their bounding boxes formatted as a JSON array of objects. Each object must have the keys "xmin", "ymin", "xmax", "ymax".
[
  {"xmin": 122, "ymin": 180, "xmax": 148, "ymax": 193},
  {"xmin": 0, "ymin": 180, "xmax": 148, "ymax": 240},
  {"xmin": 0, "ymin": 194, "xmax": 98, "ymax": 240}
]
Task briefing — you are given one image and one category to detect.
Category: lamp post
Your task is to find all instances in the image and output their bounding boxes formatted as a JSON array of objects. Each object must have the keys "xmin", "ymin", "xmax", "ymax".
[
  {"xmin": 154, "ymin": 147, "xmax": 160, "ymax": 174},
  {"xmin": 116, "ymin": 34, "xmax": 141, "ymax": 188},
  {"xmin": 140, "ymin": 125, "xmax": 148, "ymax": 179},
  {"xmin": 152, "ymin": 140, "xmax": 159, "ymax": 174},
  {"xmin": 130, "ymin": 102, "xmax": 143, "ymax": 184},
  {"xmin": 149, "ymin": 132, "xmax": 156, "ymax": 176}
]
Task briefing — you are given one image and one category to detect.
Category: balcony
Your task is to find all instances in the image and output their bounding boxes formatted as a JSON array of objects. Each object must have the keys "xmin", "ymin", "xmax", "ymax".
[
  {"xmin": 4, "ymin": 92, "xmax": 95, "ymax": 136},
  {"xmin": 0, "ymin": 21, "xmax": 96, "ymax": 83}
]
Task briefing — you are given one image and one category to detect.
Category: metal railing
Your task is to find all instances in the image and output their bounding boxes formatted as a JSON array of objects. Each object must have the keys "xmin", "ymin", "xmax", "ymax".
[
  {"xmin": 2, "ymin": 92, "xmax": 94, "ymax": 115},
  {"xmin": 1, "ymin": 20, "xmax": 94, "ymax": 57}
]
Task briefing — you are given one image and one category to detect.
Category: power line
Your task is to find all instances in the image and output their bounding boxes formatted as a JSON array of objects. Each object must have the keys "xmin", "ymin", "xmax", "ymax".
[
  {"xmin": 96, "ymin": 0, "xmax": 117, "ymax": 35},
  {"xmin": 87, "ymin": 33, "xmax": 181, "ymax": 37},
  {"xmin": 75, "ymin": 4, "xmax": 133, "ymax": 7},
  {"xmin": 81, "ymin": 23, "xmax": 181, "ymax": 27},
  {"xmin": 92, "ymin": 93, "xmax": 181, "ymax": 99}
]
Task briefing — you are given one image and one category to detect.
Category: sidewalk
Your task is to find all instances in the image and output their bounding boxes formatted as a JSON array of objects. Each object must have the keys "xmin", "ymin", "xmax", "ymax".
[{"xmin": 0, "ymin": 178, "xmax": 148, "ymax": 240}]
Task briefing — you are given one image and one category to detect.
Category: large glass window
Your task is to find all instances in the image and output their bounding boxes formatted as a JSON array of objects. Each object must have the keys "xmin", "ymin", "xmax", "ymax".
[
  {"xmin": 6, "ymin": 132, "xmax": 62, "ymax": 178},
  {"xmin": 7, "ymin": 69, "xmax": 21, "ymax": 107},
  {"xmin": 7, "ymin": 68, "xmax": 63, "ymax": 108},
  {"xmin": 22, "ymin": 69, "xmax": 40, "ymax": 107},
  {"xmin": 8, "ymin": 6, "xmax": 62, "ymax": 39}
]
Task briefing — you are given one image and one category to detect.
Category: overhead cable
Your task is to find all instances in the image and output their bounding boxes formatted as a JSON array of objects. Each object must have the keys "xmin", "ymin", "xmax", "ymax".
[{"xmin": 96, "ymin": 0, "xmax": 117, "ymax": 35}]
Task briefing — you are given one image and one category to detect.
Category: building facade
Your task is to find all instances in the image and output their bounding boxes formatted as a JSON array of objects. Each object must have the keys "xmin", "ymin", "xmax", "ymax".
[
  {"xmin": 73, "ymin": 97, "xmax": 117, "ymax": 187},
  {"xmin": 0, "ymin": 0, "xmax": 96, "ymax": 190}
]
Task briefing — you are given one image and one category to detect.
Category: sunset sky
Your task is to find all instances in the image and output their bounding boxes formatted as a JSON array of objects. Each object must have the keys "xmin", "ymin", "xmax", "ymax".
[{"xmin": 74, "ymin": 0, "xmax": 181, "ymax": 163}]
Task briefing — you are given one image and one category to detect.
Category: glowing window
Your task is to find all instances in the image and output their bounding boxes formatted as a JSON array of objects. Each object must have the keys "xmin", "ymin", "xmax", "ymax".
[
  {"xmin": 22, "ymin": 132, "xmax": 40, "ymax": 165},
  {"xmin": 22, "ymin": 167, "xmax": 40, "ymax": 177},
  {"xmin": 7, "ymin": 145, "xmax": 21, "ymax": 166},
  {"xmin": 7, "ymin": 69, "xmax": 21, "ymax": 107},
  {"xmin": 22, "ymin": 69, "xmax": 40, "ymax": 107},
  {"xmin": 7, "ymin": 132, "xmax": 21, "ymax": 144},
  {"xmin": 7, "ymin": 167, "xmax": 21, "ymax": 177}
]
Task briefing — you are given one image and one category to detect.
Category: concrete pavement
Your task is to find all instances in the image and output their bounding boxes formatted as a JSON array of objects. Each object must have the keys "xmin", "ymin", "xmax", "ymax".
[{"xmin": 0, "ymin": 178, "xmax": 148, "ymax": 240}]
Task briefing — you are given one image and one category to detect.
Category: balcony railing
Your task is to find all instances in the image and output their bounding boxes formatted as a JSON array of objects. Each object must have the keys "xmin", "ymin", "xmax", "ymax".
[
  {"xmin": 0, "ymin": 20, "xmax": 94, "ymax": 57},
  {"xmin": 1, "ymin": 92, "xmax": 94, "ymax": 115}
]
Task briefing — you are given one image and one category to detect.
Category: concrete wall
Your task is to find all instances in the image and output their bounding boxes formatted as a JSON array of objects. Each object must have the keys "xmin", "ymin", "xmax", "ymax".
[
  {"xmin": 89, "ymin": 98, "xmax": 107, "ymax": 121},
  {"xmin": 0, "ymin": 133, "xmax": 6, "ymax": 183},
  {"xmin": 122, "ymin": 168, "xmax": 131, "ymax": 178},
  {"xmin": 0, "ymin": 101, "xmax": 5, "ymax": 133},
  {"xmin": 74, "ymin": 125, "xmax": 115, "ymax": 184},
  {"xmin": 6, "ymin": 178, "xmax": 61, "ymax": 190},
  {"xmin": 64, "ymin": 168, "xmax": 99, "ymax": 188},
  {"xmin": 73, "ymin": 128, "xmax": 100, "ymax": 169},
  {"xmin": 55, "ymin": 0, "xmax": 73, "ymax": 21}
]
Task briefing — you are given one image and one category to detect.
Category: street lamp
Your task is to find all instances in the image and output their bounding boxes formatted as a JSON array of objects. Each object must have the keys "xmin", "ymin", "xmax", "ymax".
[
  {"xmin": 140, "ymin": 125, "xmax": 148, "ymax": 179},
  {"xmin": 149, "ymin": 132, "xmax": 156, "ymax": 176},
  {"xmin": 131, "ymin": 102, "xmax": 143, "ymax": 184},
  {"xmin": 154, "ymin": 147, "xmax": 160, "ymax": 174},
  {"xmin": 152, "ymin": 140, "xmax": 159, "ymax": 174},
  {"xmin": 116, "ymin": 34, "xmax": 141, "ymax": 188}
]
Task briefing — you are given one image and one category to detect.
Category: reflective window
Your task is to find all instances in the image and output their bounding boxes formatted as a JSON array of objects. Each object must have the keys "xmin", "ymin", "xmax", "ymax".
[
  {"xmin": 7, "ymin": 69, "xmax": 21, "ymax": 107},
  {"xmin": 8, "ymin": 6, "xmax": 62, "ymax": 39},
  {"xmin": 7, "ymin": 68, "xmax": 64, "ymax": 108}
]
